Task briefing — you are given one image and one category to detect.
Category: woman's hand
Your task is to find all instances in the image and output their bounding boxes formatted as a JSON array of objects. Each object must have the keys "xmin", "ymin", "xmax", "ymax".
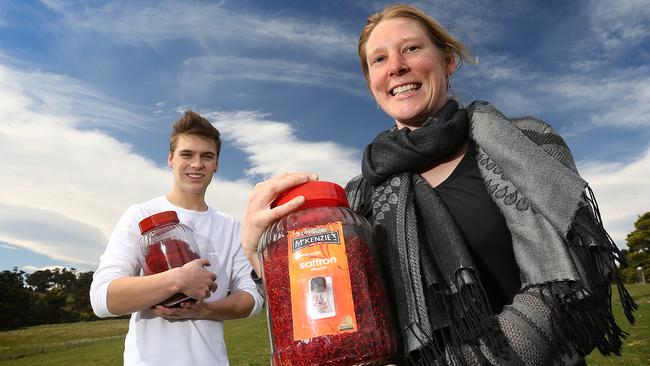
[{"xmin": 242, "ymin": 172, "xmax": 318, "ymax": 274}]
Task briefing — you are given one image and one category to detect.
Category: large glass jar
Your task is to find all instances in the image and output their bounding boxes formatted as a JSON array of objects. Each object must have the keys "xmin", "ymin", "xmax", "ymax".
[
  {"xmin": 138, "ymin": 210, "xmax": 200, "ymax": 307},
  {"xmin": 259, "ymin": 181, "xmax": 396, "ymax": 366}
]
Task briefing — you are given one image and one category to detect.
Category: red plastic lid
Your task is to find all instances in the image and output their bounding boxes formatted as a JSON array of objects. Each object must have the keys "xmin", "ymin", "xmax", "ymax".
[
  {"xmin": 272, "ymin": 181, "xmax": 349, "ymax": 210},
  {"xmin": 138, "ymin": 211, "xmax": 180, "ymax": 234}
]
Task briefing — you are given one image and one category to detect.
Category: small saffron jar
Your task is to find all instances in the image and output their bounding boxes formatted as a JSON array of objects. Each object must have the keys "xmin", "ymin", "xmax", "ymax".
[
  {"xmin": 259, "ymin": 181, "xmax": 396, "ymax": 365},
  {"xmin": 138, "ymin": 211, "xmax": 200, "ymax": 307}
]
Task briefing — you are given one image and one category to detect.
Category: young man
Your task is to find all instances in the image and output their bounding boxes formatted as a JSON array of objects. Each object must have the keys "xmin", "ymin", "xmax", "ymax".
[{"xmin": 90, "ymin": 110, "xmax": 263, "ymax": 365}]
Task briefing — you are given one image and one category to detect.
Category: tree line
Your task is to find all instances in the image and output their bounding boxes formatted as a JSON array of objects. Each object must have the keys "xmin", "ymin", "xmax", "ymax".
[
  {"xmin": 1, "ymin": 212, "xmax": 648, "ymax": 330},
  {"xmin": 0, "ymin": 267, "xmax": 99, "ymax": 330}
]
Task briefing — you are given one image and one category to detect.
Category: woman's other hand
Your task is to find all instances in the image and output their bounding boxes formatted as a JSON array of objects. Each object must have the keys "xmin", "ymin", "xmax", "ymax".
[{"xmin": 242, "ymin": 172, "xmax": 318, "ymax": 274}]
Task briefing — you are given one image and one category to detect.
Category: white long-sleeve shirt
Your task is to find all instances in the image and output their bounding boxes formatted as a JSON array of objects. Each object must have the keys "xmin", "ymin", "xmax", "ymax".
[{"xmin": 90, "ymin": 196, "xmax": 263, "ymax": 365}]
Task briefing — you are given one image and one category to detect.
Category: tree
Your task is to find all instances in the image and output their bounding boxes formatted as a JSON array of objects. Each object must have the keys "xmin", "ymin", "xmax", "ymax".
[
  {"xmin": 0, "ymin": 268, "xmax": 32, "ymax": 329},
  {"xmin": 26, "ymin": 269, "xmax": 54, "ymax": 292},
  {"xmin": 627, "ymin": 212, "xmax": 650, "ymax": 253},
  {"xmin": 622, "ymin": 212, "xmax": 650, "ymax": 283}
]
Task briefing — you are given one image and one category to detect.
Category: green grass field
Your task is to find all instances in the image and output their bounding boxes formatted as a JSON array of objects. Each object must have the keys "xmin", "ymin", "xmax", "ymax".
[
  {"xmin": 1, "ymin": 284, "xmax": 647, "ymax": 365},
  {"xmin": 584, "ymin": 283, "xmax": 650, "ymax": 365}
]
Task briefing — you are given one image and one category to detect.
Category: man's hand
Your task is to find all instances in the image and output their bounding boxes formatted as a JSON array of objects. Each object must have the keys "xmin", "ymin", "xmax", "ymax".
[
  {"xmin": 152, "ymin": 291, "xmax": 256, "ymax": 321},
  {"xmin": 152, "ymin": 299, "xmax": 207, "ymax": 320},
  {"xmin": 173, "ymin": 258, "xmax": 217, "ymax": 300},
  {"xmin": 241, "ymin": 172, "xmax": 318, "ymax": 274}
]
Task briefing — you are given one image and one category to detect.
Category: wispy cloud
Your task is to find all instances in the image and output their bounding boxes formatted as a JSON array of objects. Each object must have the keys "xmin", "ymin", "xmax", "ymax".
[
  {"xmin": 182, "ymin": 56, "xmax": 364, "ymax": 95},
  {"xmin": 553, "ymin": 68, "xmax": 650, "ymax": 129},
  {"xmin": 0, "ymin": 61, "xmax": 148, "ymax": 130},
  {"xmin": 411, "ymin": 0, "xmax": 535, "ymax": 51},
  {"xmin": 459, "ymin": 54, "xmax": 650, "ymax": 131},
  {"xmin": 589, "ymin": 0, "xmax": 650, "ymax": 51},
  {"xmin": 209, "ymin": 110, "xmax": 361, "ymax": 186},
  {"xmin": 41, "ymin": 0, "xmax": 356, "ymax": 56}
]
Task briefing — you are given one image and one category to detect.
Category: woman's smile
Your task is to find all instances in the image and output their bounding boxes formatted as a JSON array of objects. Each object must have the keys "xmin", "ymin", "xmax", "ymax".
[{"xmin": 366, "ymin": 17, "xmax": 452, "ymax": 129}]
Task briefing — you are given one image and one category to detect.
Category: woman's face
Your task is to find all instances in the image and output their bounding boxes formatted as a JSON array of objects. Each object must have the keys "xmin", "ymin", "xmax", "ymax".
[{"xmin": 365, "ymin": 17, "xmax": 452, "ymax": 129}]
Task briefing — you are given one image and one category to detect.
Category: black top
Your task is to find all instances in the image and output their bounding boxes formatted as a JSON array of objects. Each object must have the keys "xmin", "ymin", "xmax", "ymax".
[{"xmin": 433, "ymin": 142, "xmax": 521, "ymax": 313}]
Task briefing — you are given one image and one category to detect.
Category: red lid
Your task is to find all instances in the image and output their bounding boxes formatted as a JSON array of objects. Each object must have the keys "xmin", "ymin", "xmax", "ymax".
[
  {"xmin": 272, "ymin": 181, "xmax": 349, "ymax": 210},
  {"xmin": 138, "ymin": 211, "xmax": 180, "ymax": 234}
]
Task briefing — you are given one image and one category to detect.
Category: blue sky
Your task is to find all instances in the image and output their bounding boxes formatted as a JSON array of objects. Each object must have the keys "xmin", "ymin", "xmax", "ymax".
[{"xmin": 1, "ymin": 0, "xmax": 649, "ymax": 273}]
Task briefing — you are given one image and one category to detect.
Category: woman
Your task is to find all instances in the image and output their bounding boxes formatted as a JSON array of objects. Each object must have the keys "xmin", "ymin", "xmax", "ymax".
[{"xmin": 242, "ymin": 4, "xmax": 635, "ymax": 365}]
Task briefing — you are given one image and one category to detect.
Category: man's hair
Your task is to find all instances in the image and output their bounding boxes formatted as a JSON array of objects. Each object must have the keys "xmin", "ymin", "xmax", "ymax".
[{"xmin": 169, "ymin": 110, "xmax": 221, "ymax": 157}]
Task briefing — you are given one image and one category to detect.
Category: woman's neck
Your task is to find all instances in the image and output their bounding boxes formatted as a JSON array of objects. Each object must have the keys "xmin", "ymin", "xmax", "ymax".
[{"xmin": 420, "ymin": 140, "xmax": 469, "ymax": 188}]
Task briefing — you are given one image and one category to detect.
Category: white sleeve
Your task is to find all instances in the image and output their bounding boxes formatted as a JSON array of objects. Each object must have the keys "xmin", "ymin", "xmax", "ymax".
[
  {"xmin": 228, "ymin": 221, "xmax": 264, "ymax": 318},
  {"xmin": 89, "ymin": 206, "xmax": 142, "ymax": 318}
]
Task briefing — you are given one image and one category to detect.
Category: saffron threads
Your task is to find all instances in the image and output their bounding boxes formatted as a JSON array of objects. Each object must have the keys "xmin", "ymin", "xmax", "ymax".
[
  {"xmin": 261, "ymin": 205, "xmax": 396, "ymax": 365},
  {"xmin": 143, "ymin": 239, "xmax": 200, "ymax": 307}
]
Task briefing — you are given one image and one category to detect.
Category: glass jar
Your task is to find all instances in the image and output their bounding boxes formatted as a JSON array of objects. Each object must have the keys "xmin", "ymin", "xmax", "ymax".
[
  {"xmin": 259, "ymin": 181, "xmax": 396, "ymax": 365},
  {"xmin": 138, "ymin": 210, "xmax": 200, "ymax": 307}
]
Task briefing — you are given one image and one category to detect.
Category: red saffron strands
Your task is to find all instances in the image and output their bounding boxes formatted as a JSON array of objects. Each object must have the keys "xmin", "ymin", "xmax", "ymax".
[
  {"xmin": 262, "ymin": 204, "xmax": 395, "ymax": 366},
  {"xmin": 143, "ymin": 239, "xmax": 200, "ymax": 307}
]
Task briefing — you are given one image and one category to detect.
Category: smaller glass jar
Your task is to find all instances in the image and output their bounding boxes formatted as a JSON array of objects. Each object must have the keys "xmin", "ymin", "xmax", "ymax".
[
  {"xmin": 138, "ymin": 210, "xmax": 200, "ymax": 307},
  {"xmin": 259, "ymin": 181, "xmax": 396, "ymax": 365}
]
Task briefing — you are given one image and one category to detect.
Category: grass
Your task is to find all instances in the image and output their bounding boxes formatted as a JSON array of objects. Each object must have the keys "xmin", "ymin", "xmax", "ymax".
[
  {"xmin": 0, "ymin": 284, "xmax": 647, "ymax": 365},
  {"xmin": 585, "ymin": 283, "xmax": 650, "ymax": 365},
  {"xmin": 0, "ymin": 319, "xmax": 129, "ymax": 365},
  {"xmin": 223, "ymin": 311, "xmax": 271, "ymax": 365}
]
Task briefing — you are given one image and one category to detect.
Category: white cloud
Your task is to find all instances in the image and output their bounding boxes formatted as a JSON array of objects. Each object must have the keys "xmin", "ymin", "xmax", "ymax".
[
  {"xmin": 41, "ymin": 0, "xmax": 355, "ymax": 56},
  {"xmin": 209, "ymin": 110, "xmax": 361, "ymax": 187},
  {"xmin": 579, "ymin": 147, "xmax": 650, "ymax": 247},
  {"xmin": 0, "ymin": 60, "xmax": 361, "ymax": 271},
  {"xmin": 0, "ymin": 203, "xmax": 106, "ymax": 268},
  {"xmin": 0, "ymin": 62, "xmax": 255, "ymax": 270},
  {"xmin": 0, "ymin": 64, "xmax": 168, "ymax": 269}
]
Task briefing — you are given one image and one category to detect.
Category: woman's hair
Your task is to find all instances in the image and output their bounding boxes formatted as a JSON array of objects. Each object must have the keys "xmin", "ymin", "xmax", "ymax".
[
  {"xmin": 358, "ymin": 3, "xmax": 474, "ymax": 85},
  {"xmin": 170, "ymin": 110, "xmax": 221, "ymax": 157}
]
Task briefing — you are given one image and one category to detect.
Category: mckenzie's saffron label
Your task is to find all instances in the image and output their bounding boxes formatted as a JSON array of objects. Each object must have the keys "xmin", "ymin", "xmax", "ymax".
[{"xmin": 288, "ymin": 221, "xmax": 357, "ymax": 341}]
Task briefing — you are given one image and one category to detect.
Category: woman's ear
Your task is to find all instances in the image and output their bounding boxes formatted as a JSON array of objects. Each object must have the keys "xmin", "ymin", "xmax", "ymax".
[{"xmin": 445, "ymin": 49, "xmax": 457, "ymax": 76}]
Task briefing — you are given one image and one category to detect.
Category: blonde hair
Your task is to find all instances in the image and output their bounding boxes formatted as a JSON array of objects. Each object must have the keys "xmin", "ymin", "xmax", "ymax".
[{"xmin": 358, "ymin": 3, "xmax": 475, "ymax": 86}]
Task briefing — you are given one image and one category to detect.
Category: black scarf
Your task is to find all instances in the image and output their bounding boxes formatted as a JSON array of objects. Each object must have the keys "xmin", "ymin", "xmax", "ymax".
[{"xmin": 362, "ymin": 100, "xmax": 511, "ymax": 364}]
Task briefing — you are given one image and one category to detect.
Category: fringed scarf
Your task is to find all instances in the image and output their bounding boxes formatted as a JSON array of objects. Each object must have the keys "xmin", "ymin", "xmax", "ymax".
[{"xmin": 353, "ymin": 99, "xmax": 636, "ymax": 365}]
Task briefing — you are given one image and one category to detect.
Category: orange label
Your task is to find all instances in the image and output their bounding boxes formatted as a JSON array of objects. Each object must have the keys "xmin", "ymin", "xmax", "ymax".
[{"xmin": 288, "ymin": 221, "xmax": 357, "ymax": 341}]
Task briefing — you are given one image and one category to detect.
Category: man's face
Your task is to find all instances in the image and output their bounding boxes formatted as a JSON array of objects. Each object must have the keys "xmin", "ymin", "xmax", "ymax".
[{"xmin": 168, "ymin": 134, "xmax": 218, "ymax": 196}]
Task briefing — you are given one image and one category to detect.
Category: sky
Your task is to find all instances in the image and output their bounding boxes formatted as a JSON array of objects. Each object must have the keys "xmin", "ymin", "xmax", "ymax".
[{"xmin": 1, "ymin": 0, "xmax": 649, "ymax": 273}]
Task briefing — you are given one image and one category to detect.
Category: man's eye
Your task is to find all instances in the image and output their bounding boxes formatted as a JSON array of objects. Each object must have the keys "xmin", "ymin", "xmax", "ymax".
[{"xmin": 371, "ymin": 55, "xmax": 385, "ymax": 64}]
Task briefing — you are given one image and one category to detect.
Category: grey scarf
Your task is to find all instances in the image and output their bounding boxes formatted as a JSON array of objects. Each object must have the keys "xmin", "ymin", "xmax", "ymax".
[{"xmin": 348, "ymin": 100, "xmax": 636, "ymax": 365}]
